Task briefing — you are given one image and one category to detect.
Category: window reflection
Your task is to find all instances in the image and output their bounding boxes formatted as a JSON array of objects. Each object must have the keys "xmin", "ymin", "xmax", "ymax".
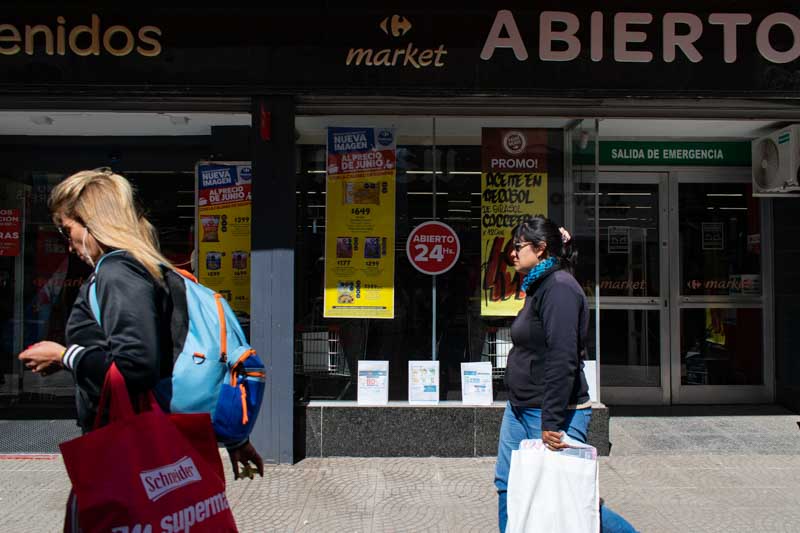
[
  {"xmin": 574, "ymin": 183, "xmax": 660, "ymax": 297},
  {"xmin": 680, "ymin": 183, "xmax": 761, "ymax": 296},
  {"xmin": 593, "ymin": 309, "xmax": 661, "ymax": 387},
  {"xmin": 681, "ymin": 308, "xmax": 763, "ymax": 385}
]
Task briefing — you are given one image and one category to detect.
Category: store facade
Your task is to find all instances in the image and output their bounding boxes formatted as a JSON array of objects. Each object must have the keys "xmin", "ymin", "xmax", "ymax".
[{"xmin": 1, "ymin": 4, "xmax": 799, "ymax": 463}]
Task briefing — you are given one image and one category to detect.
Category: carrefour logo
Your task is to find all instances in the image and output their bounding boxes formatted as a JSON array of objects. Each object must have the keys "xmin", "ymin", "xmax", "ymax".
[
  {"xmin": 346, "ymin": 14, "xmax": 447, "ymax": 68},
  {"xmin": 377, "ymin": 129, "xmax": 394, "ymax": 147}
]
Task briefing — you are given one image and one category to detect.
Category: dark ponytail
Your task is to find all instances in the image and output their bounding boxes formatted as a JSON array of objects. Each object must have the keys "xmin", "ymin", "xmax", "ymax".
[{"xmin": 511, "ymin": 215, "xmax": 578, "ymax": 273}]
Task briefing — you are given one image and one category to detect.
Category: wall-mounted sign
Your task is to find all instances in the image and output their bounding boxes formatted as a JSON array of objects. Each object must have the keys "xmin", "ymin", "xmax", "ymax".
[
  {"xmin": 6, "ymin": 8, "xmax": 800, "ymax": 96},
  {"xmin": 324, "ymin": 126, "xmax": 396, "ymax": 319},
  {"xmin": 406, "ymin": 221, "xmax": 460, "ymax": 275},
  {"xmin": 481, "ymin": 128, "xmax": 549, "ymax": 316},
  {"xmin": 702, "ymin": 222, "xmax": 724, "ymax": 250},
  {"xmin": 574, "ymin": 141, "xmax": 751, "ymax": 167},
  {"xmin": 0, "ymin": 14, "xmax": 162, "ymax": 57},
  {"xmin": 480, "ymin": 10, "xmax": 800, "ymax": 66},
  {"xmin": 0, "ymin": 208, "xmax": 21, "ymax": 256},
  {"xmin": 608, "ymin": 226, "xmax": 630, "ymax": 254},
  {"xmin": 346, "ymin": 14, "xmax": 447, "ymax": 69}
]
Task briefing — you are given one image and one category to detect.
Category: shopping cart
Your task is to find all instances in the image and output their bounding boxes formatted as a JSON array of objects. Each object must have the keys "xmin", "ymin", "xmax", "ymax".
[
  {"xmin": 294, "ymin": 325, "xmax": 351, "ymax": 377},
  {"xmin": 294, "ymin": 324, "xmax": 354, "ymax": 400}
]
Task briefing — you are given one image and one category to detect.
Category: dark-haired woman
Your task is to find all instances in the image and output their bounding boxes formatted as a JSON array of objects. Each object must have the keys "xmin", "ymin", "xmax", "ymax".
[{"xmin": 494, "ymin": 215, "xmax": 637, "ymax": 533}]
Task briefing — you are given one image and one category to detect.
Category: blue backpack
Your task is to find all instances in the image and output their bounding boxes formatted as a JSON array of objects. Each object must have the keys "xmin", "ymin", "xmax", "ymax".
[{"xmin": 89, "ymin": 250, "xmax": 266, "ymax": 446}]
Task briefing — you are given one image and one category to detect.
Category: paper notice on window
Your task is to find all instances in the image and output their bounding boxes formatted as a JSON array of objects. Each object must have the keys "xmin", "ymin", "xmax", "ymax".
[
  {"xmin": 408, "ymin": 360, "xmax": 439, "ymax": 405},
  {"xmin": 358, "ymin": 360, "xmax": 389, "ymax": 405},
  {"xmin": 461, "ymin": 362, "xmax": 494, "ymax": 406}
]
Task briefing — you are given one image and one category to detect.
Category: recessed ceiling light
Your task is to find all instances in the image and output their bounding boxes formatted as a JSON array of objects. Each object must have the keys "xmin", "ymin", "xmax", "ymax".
[
  {"xmin": 30, "ymin": 115, "xmax": 54, "ymax": 126},
  {"xmin": 168, "ymin": 115, "xmax": 190, "ymax": 126}
]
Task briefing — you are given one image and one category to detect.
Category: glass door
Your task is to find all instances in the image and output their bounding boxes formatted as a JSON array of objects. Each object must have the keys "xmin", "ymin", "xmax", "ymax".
[
  {"xmin": 670, "ymin": 172, "xmax": 772, "ymax": 403},
  {"xmin": 574, "ymin": 173, "xmax": 669, "ymax": 404}
]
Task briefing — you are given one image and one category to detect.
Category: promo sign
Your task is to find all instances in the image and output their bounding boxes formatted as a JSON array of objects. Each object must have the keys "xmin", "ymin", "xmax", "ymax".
[
  {"xmin": 324, "ymin": 126, "xmax": 396, "ymax": 319},
  {"xmin": 480, "ymin": 128, "xmax": 548, "ymax": 316},
  {"xmin": 0, "ymin": 208, "xmax": 21, "ymax": 256},
  {"xmin": 406, "ymin": 221, "xmax": 460, "ymax": 275},
  {"xmin": 196, "ymin": 162, "xmax": 252, "ymax": 324}
]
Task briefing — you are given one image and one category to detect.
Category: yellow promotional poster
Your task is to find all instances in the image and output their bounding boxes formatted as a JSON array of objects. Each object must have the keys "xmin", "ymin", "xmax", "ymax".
[
  {"xmin": 324, "ymin": 127, "xmax": 395, "ymax": 319},
  {"xmin": 196, "ymin": 162, "xmax": 252, "ymax": 327},
  {"xmin": 480, "ymin": 129, "xmax": 548, "ymax": 316}
]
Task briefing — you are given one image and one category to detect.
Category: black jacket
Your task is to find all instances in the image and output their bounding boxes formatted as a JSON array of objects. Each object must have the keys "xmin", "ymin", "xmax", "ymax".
[
  {"xmin": 504, "ymin": 261, "xmax": 590, "ymax": 431},
  {"xmin": 62, "ymin": 252, "xmax": 173, "ymax": 430}
]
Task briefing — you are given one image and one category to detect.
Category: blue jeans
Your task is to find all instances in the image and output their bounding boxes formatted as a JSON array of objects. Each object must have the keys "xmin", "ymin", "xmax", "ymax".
[{"xmin": 495, "ymin": 402, "xmax": 638, "ymax": 533}]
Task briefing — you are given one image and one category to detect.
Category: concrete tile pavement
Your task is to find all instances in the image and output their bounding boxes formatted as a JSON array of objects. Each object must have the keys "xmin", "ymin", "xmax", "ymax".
[{"xmin": 2, "ymin": 410, "xmax": 800, "ymax": 532}]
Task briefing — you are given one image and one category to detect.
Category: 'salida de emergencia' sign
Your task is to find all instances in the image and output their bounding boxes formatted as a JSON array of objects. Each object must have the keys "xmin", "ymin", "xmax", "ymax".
[{"xmin": 574, "ymin": 141, "xmax": 751, "ymax": 166}]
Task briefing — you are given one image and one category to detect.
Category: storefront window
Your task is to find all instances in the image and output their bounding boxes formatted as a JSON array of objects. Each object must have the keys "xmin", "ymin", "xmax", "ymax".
[
  {"xmin": 575, "ymin": 183, "xmax": 660, "ymax": 298},
  {"xmin": 680, "ymin": 183, "xmax": 761, "ymax": 297},
  {"xmin": 0, "ymin": 112, "xmax": 250, "ymax": 408},
  {"xmin": 681, "ymin": 307, "xmax": 763, "ymax": 385},
  {"xmin": 597, "ymin": 309, "xmax": 661, "ymax": 387},
  {"xmin": 294, "ymin": 116, "xmax": 584, "ymax": 402}
]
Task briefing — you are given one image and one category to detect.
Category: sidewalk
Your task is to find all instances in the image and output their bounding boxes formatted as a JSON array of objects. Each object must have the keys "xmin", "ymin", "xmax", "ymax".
[{"xmin": 1, "ymin": 407, "xmax": 799, "ymax": 532}]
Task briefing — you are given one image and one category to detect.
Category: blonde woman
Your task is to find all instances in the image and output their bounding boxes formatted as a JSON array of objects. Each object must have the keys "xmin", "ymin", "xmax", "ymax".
[{"xmin": 17, "ymin": 169, "xmax": 262, "ymax": 523}]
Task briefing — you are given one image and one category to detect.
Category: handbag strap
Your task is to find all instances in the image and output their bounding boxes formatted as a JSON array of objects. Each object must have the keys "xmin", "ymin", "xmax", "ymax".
[{"xmin": 92, "ymin": 362, "xmax": 139, "ymax": 430}]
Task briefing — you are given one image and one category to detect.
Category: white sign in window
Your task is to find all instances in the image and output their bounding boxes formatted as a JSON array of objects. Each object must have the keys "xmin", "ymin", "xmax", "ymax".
[
  {"xmin": 408, "ymin": 360, "xmax": 439, "ymax": 405},
  {"xmin": 702, "ymin": 222, "xmax": 724, "ymax": 250},
  {"xmin": 358, "ymin": 360, "xmax": 389, "ymax": 405},
  {"xmin": 608, "ymin": 226, "xmax": 630, "ymax": 254},
  {"xmin": 461, "ymin": 362, "xmax": 494, "ymax": 406}
]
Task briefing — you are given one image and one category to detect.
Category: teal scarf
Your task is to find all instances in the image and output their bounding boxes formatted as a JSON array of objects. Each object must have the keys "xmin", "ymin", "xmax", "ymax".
[{"xmin": 520, "ymin": 256, "xmax": 558, "ymax": 292}]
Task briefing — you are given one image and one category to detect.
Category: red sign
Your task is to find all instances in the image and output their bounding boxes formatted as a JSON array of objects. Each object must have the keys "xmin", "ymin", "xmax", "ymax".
[
  {"xmin": 0, "ymin": 208, "xmax": 21, "ymax": 256},
  {"xmin": 406, "ymin": 221, "xmax": 460, "ymax": 275}
]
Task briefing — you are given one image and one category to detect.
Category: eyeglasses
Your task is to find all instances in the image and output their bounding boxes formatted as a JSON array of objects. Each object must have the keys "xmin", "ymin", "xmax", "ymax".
[
  {"xmin": 56, "ymin": 224, "xmax": 73, "ymax": 244},
  {"xmin": 512, "ymin": 241, "xmax": 533, "ymax": 253}
]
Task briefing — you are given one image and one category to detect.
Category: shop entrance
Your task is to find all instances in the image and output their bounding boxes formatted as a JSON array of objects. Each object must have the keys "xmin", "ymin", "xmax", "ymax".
[{"xmin": 576, "ymin": 170, "xmax": 771, "ymax": 405}]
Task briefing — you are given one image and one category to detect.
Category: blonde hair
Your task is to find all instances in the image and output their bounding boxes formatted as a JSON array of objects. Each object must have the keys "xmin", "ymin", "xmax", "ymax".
[{"xmin": 48, "ymin": 168, "xmax": 174, "ymax": 282}]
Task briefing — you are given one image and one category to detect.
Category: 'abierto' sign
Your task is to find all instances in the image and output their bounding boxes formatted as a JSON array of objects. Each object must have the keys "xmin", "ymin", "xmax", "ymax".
[{"xmin": 406, "ymin": 221, "xmax": 460, "ymax": 275}]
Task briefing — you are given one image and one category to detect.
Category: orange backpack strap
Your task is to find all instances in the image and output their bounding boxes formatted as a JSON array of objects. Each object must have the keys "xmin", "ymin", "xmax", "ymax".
[
  {"xmin": 175, "ymin": 268, "xmax": 198, "ymax": 283},
  {"xmin": 213, "ymin": 294, "xmax": 228, "ymax": 362}
]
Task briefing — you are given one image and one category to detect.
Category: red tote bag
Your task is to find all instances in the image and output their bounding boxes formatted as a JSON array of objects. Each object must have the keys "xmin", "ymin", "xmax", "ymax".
[{"xmin": 60, "ymin": 363, "xmax": 238, "ymax": 532}]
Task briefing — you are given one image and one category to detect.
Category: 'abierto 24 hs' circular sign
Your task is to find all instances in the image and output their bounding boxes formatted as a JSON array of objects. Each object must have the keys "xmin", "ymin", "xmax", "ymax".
[{"xmin": 406, "ymin": 221, "xmax": 461, "ymax": 275}]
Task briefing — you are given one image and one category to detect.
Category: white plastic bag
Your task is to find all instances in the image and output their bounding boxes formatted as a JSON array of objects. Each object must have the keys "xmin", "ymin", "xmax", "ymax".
[{"xmin": 506, "ymin": 438, "xmax": 599, "ymax": 533}]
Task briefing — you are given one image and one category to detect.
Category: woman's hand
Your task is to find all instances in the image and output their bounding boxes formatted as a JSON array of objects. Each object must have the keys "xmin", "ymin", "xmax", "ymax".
[
  {"xmin": 542, "ymin": 430, "xmax": 571, "ymax": 451},
  {"xmin": 227, "ymin": 440, "xmax": 264, "ymax": 480},
  {"xmin": 18, "ymin": 341, "xmax": 66, "ymax": 376}
]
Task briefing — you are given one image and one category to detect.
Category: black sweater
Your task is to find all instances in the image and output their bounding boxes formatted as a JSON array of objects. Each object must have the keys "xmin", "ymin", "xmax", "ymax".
[
  {"xmin": 62, "ymin": 252, "xmax": 173, "ymax": 430},
  {"xmin": 504, "ymin": 262, "xmax": 590, "ymax": 431}
]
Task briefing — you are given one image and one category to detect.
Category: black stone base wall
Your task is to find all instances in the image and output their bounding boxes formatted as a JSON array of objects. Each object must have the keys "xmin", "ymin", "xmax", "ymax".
[{"xmin": 296, "ymin": 403, "xmax": 609, "ymax": 460}]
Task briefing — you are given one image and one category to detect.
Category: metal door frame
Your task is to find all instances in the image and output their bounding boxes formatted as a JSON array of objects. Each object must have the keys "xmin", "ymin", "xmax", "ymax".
[
  {"xmin": 591, "ymin": 171, "xmax": 671, "ymax": 405},
  {"xmin": 669, "ymin": 169, "xmax": 773, "ymax": 403}
]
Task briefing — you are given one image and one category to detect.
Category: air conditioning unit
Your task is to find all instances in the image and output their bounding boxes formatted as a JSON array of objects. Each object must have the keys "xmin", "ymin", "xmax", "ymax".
[{"xmin": 752, "ymin": 125, "xmax": 800, "ymax": 196}]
